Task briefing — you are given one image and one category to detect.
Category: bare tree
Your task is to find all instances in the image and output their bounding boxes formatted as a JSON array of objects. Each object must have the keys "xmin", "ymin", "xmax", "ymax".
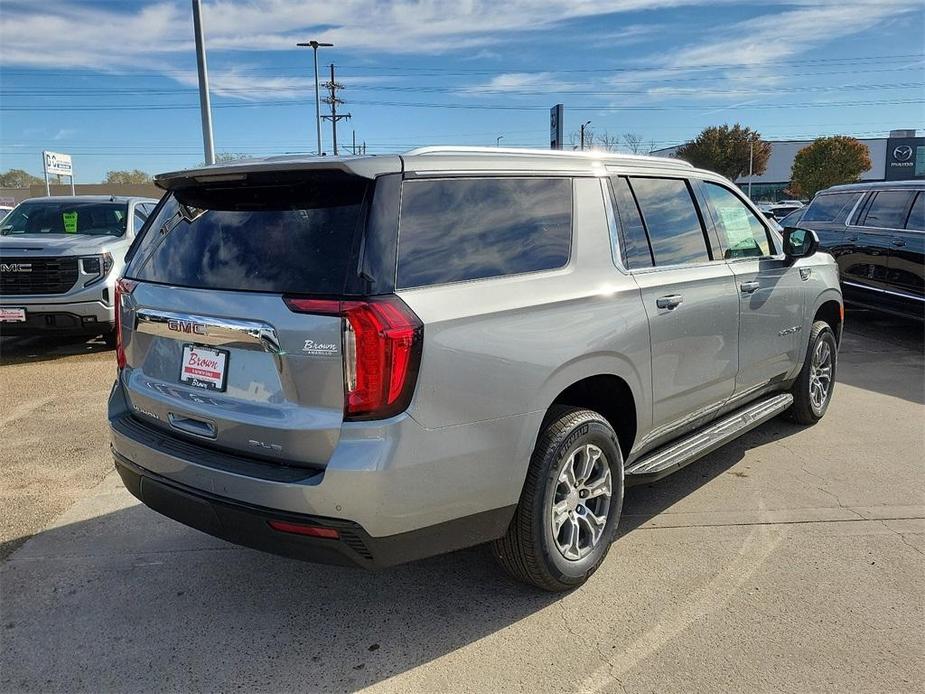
[
  {"xmin": 595, "ymin": 131, "xmax": 620, "ymax": 152},
  {"xmin": 622, "ymin": 133, "xmax": 643, "ymax": 154},
  {"xmin": 648, "ymin": 139, "xmax": 657, "ymax": 154}
]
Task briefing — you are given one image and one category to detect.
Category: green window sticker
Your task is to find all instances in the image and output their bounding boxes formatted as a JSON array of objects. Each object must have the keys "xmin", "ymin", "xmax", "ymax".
[{"xmin": 62, "ymin": 211, "xmax": 78, "ymax": 233}]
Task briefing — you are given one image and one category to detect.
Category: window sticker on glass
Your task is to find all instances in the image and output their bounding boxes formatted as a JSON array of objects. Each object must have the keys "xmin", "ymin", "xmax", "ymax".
[
  {"xmin": 62, "ymin": 211, "xmax": 78, "ymax": 233},
  {"xmin": 716, "ymin": 206, "xmax": 755, "ymax": 251}
]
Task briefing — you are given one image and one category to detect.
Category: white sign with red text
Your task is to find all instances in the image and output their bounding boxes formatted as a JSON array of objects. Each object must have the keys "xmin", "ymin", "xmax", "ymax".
[{"xmin": 180, "ymin": 345, "xmax": 228, "ymax": 391}]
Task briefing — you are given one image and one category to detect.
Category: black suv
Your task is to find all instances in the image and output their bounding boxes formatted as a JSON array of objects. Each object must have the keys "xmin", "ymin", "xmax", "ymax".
[{"xmin": 797, "ymin": 181, "xmax": 923, "ymax": 320}]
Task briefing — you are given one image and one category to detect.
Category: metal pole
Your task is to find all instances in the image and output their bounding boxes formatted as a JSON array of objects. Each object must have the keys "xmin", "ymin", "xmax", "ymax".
[
  {"xmin": 313, "ymin": 46, "xmax": 322, "ymax": 155},
  {"xmin": 352, "ymin": 129, "xmax": 356, "ymax": 155},
  {"xmin": 42, "ymin": 153, "xmax": 50, "ymax": 196},
  {"xmin": 747, "ymin": 141, "xmax": 754, "ymax": 199},
  {"xmin": 70, "ymin": 174, "xmax": 75, "ymax": 196},
  {"xmin": 330, "ymin": 64, "xmax": 338, "ymax": 156},
  {"xmin": 192, "ymin": 0, "xmax": 215, "ymax": 165},
  {"xmin": 580, "ymin": 124, "xmax": 584, "ymax": 151},
  {"xmin": 496, "ymin": 136, "xmax": 503, "ymax": 147}
]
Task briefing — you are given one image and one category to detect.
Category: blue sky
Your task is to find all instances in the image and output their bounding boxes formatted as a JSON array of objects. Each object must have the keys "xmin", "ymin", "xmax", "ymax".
[{"xmin": 1, "ymin": 0, "xmax": 923, "ymax": 182}]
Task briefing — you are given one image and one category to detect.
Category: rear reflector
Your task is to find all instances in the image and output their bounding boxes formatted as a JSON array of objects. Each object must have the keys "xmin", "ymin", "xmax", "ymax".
[
  {"xmin": 284, "ymin": 295, "xmax": 423, "ymax": 421},
  {"xmin": 267, "ymin": 520, "xmax": 340, "ymax": 539}
]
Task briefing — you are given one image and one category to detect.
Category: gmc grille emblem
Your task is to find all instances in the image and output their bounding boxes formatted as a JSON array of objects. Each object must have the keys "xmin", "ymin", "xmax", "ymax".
[
  {"xmin": 167, "ymin": 319, "xmax": 207, "ymax": 335},
  {"xmin": 0, "ymin": 263, "xmax": 32, "ymax": 273}
]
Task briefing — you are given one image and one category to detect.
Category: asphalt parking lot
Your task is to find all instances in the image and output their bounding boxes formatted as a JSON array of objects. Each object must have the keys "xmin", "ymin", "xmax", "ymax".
[{"xmin": 1, "ymin": 310, "xmax": 923, "ymax": 693}]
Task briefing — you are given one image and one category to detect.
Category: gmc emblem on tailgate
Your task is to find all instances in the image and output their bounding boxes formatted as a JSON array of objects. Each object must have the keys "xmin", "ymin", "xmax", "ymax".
[
  {"xmin": 0, "ymin": 263, "xmax": 32, "ymax": 272},
  {"xmin": 167, "ymin": 319, "xmax": 207, "ymax": 335}
]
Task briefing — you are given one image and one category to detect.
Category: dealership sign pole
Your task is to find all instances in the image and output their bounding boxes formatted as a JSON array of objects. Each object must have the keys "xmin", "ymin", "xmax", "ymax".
[
  {"xmin": 550, "ymin": 104, "xmax": 564, "ymax": 150},
  {"xmin": 42, "ymin": 151, "xmax": 75, "ymax": 196}
]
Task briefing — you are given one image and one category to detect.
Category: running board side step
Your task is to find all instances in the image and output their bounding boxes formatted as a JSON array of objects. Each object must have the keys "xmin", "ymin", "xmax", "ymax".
[{"xmin": 624, "ymin": 392, "xmax": 793, "ymax": 485}]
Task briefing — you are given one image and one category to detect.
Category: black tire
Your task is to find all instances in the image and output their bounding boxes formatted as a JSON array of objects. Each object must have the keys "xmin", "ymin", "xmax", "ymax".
[
  {"xmin": 788, "ymin": 320, "xmax": 837, "ymax": 425},
  {"xmin": 491, "ymin": 406, "xmax": 624, "ymax": 591}
]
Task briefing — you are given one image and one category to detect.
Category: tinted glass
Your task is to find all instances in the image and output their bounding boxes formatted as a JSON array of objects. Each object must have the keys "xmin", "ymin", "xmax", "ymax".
[
  {"xmin": 702, "ymin": 183, "xmax": 771, "ymax": 258},
  {"xmin": 127, "ymin": 172, "xmax": 371, "ymax": 294},
  {"xmin": 862, "ymin": 190, "xmax": 915, "ymax": 229},
  {"xmin": 397, "ymin": 177, "xmax": 571, "ymax": 288},
  {"xmin": 133, "ymin": 207, "xmax": 149, "ymax": 231},
  {"xmin": 629, "ymin": 177, "xmax": 709, "ymax": 266},
  {"xmin": 610, "ymin": 176, "xmax": 653, "ymax": 269},
  {"xmin": 801, "ymin": 193, "xmax": 860, "ymax": 223},
  {"xmin": 907, "ymin": 192, "xmax": 924, "ymax": 231},
  {"xmin": 0, "ymin": 201, "xmax": 128, "ymax": 237},
  {"xmin": 778, "ymin": 207, "xmax": 805, "ymax": 228}
]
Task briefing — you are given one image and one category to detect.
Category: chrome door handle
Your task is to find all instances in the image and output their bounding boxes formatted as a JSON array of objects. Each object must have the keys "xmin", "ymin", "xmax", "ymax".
[
  {"xmin": 891, "ymin": 239, "xmax": 906, "ymax": 247},
  {"xmin": 740, "ymin": 280, "xmax": 760, "ymax": 294},
  {"xmin": 656, "ymin": 294, "xmax": 683, "ymax": 310}
]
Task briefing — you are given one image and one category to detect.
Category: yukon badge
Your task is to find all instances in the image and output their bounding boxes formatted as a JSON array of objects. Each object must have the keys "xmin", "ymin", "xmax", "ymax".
[{"xmin": 302, "ymin": 338, "xmax": 338, "ymax": 356}]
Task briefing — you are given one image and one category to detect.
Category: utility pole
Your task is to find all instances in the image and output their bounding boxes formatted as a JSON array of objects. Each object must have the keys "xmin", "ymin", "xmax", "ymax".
[
  {"xmin": 580, "ymin": 121, "xmax": 591, "ymax": 152},
  {"xmin": 321, "ymin": 64, "xmax": 351, "ymax": 155},
  {"xmin": 296, "ymin": 40, "xmax": 333, "ymax": 155},
  {"xmin": 747, "ymin": 140, "xmax": 754, "ymax": 199},
  {"xmin": 352, "ymin": 129, "xmax": 356, "ymax": 155},
  {"xmin": 191, "ymin": 0, "xmax": 215, "ymax": 165}
]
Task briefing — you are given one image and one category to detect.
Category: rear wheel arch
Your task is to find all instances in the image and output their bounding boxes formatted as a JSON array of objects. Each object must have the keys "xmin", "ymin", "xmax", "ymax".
[{"xmin": 544, "ymin": 374, "xmax": 637, "ymax": 462}]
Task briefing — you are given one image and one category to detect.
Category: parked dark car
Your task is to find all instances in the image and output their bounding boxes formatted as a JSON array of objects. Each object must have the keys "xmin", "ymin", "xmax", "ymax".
[{"xmin": 796, "ymin": 181, "xmax": 923, "ymax": 320}]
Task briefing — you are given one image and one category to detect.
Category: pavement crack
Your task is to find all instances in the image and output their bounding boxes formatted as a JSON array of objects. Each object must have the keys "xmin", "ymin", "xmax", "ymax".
[
  {"xmin": 778, "ymin": 440, "xmax": 866, "ymax": 521},
  {"xmin": 876, "ymin": 519, "xmax": 925, "ymax": 557}
]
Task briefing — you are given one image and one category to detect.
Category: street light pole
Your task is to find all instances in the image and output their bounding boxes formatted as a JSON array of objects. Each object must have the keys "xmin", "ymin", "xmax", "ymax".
[
  {"xmin": 496, "ymin": 136, "xmax": 503, "ymax": 147},
  {"xmin": 297, "ymin": 40, "xmax": 333, "ymax": 155},
  {"xmin": 748, "ymin": 140, "xmax": 754, "ymax": 199},
  {"xmin": 580, "ymin": 121, "xmax": 591, "ymax": 151},
  {"xmin": 192, "ymin": 0, "xmax": 215, "ymax": 165}
]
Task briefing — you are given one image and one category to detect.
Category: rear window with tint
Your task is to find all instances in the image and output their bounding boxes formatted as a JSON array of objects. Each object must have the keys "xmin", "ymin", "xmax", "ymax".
[
  {"xmin": 397, "ymin": 177, "xmax": 572, "ymax": 288},
  {"xmin": 629, "ymin": 177, "xmax": 710, "ymax": 266},
  {"xmin": 861, "ymin": 190, "xmax": 916, "ymax": 229},
  {"xmin": 1, "ymin": 201, "xmax": 128, "ymax": 237},
  {"xmin": 801, "ymin": 193, "xmax": 861, "ymax": 223},
  {"xmin": 126, "ymin": 172, "xmax": 370, "ymax": 294}
]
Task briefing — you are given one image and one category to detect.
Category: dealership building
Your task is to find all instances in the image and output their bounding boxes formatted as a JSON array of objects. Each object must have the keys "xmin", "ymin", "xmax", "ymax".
[{"xmin": 652, "ymin": 129, "xmax": 924, "ymax": 201}]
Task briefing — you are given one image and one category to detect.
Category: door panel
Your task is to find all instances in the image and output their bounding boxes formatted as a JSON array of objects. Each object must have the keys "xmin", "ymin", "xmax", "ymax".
[
  {"xmin": 633, "ymin": 264, "xmax": 739, "ymax": 441},
  {"xmin": 728, "ymin": 258, "xmax": 805, "ymax": 392}
]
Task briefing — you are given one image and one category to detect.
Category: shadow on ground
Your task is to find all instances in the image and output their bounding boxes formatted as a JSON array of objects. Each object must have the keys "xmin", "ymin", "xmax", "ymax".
[{"xmin": 0, "ymin": 334, "xmax": 112, "ymax": 365}]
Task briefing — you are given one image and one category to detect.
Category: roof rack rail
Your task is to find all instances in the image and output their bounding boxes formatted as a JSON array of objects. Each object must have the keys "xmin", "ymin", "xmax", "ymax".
[{"xmin": 403, "ymin": 146, "xmax": 694, "ymax": 168}]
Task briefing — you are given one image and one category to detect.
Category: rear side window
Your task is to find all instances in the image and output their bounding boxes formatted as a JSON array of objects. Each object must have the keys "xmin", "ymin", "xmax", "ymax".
[
  {"xmin": 609, "ymin": 176, "xmax": 653, "ymax": 269},
  {"xmin": 907, "ymin": 192, "xmax": 924, "ymax": 231},
  {"xmin": 629, "ymin": 177, "xmax": 710, "ymax": 266},
  {"xmin": 396, "ymin": 177, "xmax": 571, "ymax": 288},
  {"xmin": 701, "ymin": 182, "xmax": 771, "ymax": 259},
  {"xmin": 802, "ymin": 193, "xmax": 860, "ymax": 223},
  {"xmin": 126, "ymin": 172, "xmax": 371, "ymax": 295},
  {"xmin": 861, "ymin": 190, "xmax": 916, "ymax": 229}
]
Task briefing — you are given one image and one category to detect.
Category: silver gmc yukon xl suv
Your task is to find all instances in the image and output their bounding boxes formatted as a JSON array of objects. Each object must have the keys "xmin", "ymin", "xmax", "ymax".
[
  {"xmin": 1, "ymin": 196, "xmax": 158, "ymax": 341},
  {"xmin": 108, "ymin": 148, "xmax": 842, "ymax": 590}
]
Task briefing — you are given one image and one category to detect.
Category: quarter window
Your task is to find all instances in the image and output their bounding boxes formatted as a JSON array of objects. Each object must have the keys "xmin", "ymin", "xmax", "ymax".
[
  {"xmin": 702, "ymin": 182, "xmax": 772, "ymax": 258},
  {"xmin": 609, "ymin": 177, "xmax": 653, "ymax": 269},
  {"xmin": 861, "ymin": 190, "xmax": 916, "ymax": 229},
  {"xmin": 629, "ymin": 177, "xmax": 710, "ymax": 266},
  {"xmin": 397, "ymin": 177, "xmax": 572, "ymax": 288}
]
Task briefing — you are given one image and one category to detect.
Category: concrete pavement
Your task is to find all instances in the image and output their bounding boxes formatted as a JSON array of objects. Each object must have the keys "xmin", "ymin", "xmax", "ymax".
[{"xmin": 1, "ymin": 311, "xmax": 923, "ymax": 693}]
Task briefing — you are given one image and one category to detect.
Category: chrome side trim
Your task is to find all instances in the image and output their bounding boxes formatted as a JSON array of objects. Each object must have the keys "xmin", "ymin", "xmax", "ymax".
[
  {"xmin": 842, "ymin": 281, "xmax": 925, "ymax": 302},
  {"xmin": 134, "ymin": 309, "xmax": 283, "ymax": 354},
  {"xmin": 625, "ymin": 393, "xmax": 793, "ymax": 479}
]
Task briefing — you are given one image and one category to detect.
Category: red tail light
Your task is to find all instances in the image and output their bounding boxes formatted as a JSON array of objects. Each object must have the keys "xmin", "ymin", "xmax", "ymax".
[
  {"xmin": 285, "ymin": 295, "xmax": 423, "ymax": 421},
  {"xmin": 267, "ymin": 520, "xmax": 340, "ymax": 539},
  {"xmin": 114, "ymin": 278, "xmax": 138, "ymax": 369}
]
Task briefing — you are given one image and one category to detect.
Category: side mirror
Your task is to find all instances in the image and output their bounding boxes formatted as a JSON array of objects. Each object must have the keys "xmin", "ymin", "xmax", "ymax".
[{"xmin": 783, "ymin": 227, "xmax": 819, "ymax": 261}]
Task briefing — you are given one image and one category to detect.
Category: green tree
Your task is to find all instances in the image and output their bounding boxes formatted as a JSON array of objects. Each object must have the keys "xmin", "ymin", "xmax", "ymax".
[
  {"xmin": 0, "ymin": 169, "xmax": 43, "ymax": 188},
  {"xmin": 789, "ymin": 136, "xmax": 872, "ymax": 198},
  {"xmin": 675, "ymin": 124, "xmax": 770, "ymax": 181},
  {"xmin": 104, "ymin": 169, "xmax": 152, "ymax": 184}
]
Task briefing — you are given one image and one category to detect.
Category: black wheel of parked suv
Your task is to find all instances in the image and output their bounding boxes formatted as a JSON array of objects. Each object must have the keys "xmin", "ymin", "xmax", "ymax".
[
  {"xmin": 491, "ymin": 406, "xmax": 624, "ymax": 591},
  {"xmin": 788, "ymin": 320, "xmax": 837, "ymax": 425}
]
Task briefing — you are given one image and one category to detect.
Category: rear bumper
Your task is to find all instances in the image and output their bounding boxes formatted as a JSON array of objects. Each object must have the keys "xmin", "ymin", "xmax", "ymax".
[{"xmin": 114, "ymin": 450, "xmax": 514, "ymax": 569}]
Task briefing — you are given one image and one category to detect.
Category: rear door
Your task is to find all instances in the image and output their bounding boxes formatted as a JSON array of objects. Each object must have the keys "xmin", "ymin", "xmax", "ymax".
[
  {"xmin": 119, "ymin": 170, "xmax": 388, "ymax": 466},
  {"xmin": 889, "ymin": 191, "xmax": 924, "ymax": 308},
  {"xmin": 612, "ymin": 175, "xmax": 739, "ymax": 443},
  {"xmin": 698, "ymin": 180, "xmax": 805, "ymax": 396}
]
